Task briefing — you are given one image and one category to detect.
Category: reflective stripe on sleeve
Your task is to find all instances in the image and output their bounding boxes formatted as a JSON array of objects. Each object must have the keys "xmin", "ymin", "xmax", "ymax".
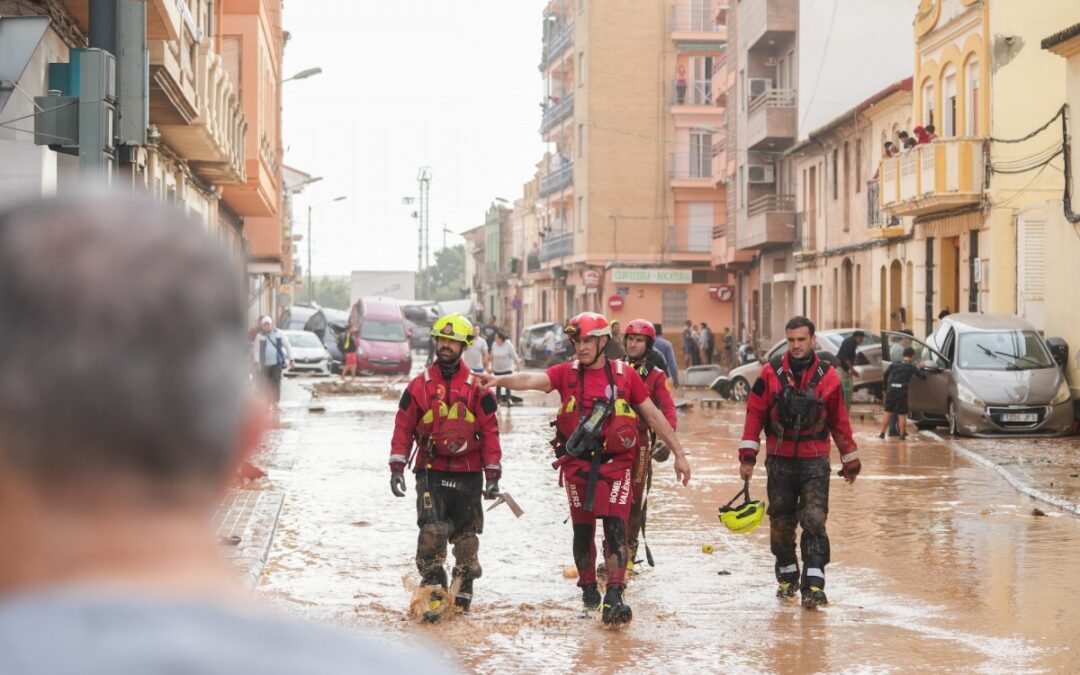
[
  {"xmin": 738, "ymin": 440, "xmax": 761, "ymax": 451},
  {"xmin": 390, "ymin": 454, "xmax": 408, "ymax": 465},
  {"xmin": 840, "ymin": 451, "xmax": 859, "ymax": 463}
]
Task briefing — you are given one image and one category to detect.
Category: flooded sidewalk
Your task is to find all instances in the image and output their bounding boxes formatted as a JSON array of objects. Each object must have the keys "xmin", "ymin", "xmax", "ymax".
[{"xmin": 256, "ymin": 379, "xmax": 1080, "ymax": 674}]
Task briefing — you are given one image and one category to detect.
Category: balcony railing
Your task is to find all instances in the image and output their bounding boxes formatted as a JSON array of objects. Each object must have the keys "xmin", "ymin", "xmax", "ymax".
[
  {"xmin": 670, "ymin": 3, "xmax": 725, "ymax": 32},
  {"xmin": 540, "ymin": 93, "xmax": 574, "ymax": 134},
  {"xmin": 879, "ymin": 138, "xmax": 985, "ymax": 217},
  {"xmin": 540, "ymin": 163, "xmax": 574, "ymax": 196},
  {"xmin": 668, "ymin": 224, "xmax": 713, "ymax": 253},
  {"xmin": 739, "ymin": 194, "xmax": 795, "ymax": 250},
  {"xmin": 748, "ymin": 87, "xmax": 795, "ymax": 113},
  {"xmin": 669, "ymin": 152, "xmax": 713, "ymax": 180},
  {"xmin": 671, "ymin": 79, "xmax": 715, "ymax": 106},
  {"xmin": 748, "ymin": 193, "xmax": 795, "ymax": 217},
  {"xmin": 538, "ymin": 232, "xmax": 574, "ymax": 262},
  {"xmin": 541, "ymin": 22, "xmax": 574, "ymax": 69}
]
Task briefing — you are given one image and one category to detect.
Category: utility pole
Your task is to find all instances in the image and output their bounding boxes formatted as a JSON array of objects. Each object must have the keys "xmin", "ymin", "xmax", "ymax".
[{"xmin": 417, "ymin": 167, "xmax": 432, "ymax": 298}]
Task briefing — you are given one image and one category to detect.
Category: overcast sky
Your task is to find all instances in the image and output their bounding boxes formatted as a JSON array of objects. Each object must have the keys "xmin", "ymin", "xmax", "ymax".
[{"xmin": 282, "ymin": 0, "xmax": 548, "ymax": 277}]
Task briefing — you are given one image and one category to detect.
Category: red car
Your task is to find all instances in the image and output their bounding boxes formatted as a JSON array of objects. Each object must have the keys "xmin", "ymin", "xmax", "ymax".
[{"xmin": 348, "ymin": 296, "xmax": 413, "ymax": 376}]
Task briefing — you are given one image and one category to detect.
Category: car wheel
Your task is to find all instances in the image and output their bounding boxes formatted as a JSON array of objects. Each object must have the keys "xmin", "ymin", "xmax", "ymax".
[
  {"xmin": 730, "ymin": 376, "xmax": 750, "ymax": 401},
  {"xmin": 947, "ymin": 399, "xmax": 959, "ymax": 436}
]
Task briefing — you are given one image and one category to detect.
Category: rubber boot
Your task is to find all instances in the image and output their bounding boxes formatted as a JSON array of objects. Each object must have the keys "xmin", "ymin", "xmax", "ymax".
[
  {"xmin": 801, "ymin": 586, "xmax": 828, "ymax": 610},
  {"xmin": 580, "ymin": 583, "xmax": 601, "ymax": 613},
  {"xmin": 601, "ymin": 584, "xmax": 633, "ymax": 625},
  {"xmin": 776, "ymin": 571, "xmax": 799, "ymax": 600},
  {"xmin": 454, "ymin": 595, "xmax": 471, "ymax": 614},
  {"xmin": 423, "ymin": 587, "xmax": 448, "ymax": 623}
]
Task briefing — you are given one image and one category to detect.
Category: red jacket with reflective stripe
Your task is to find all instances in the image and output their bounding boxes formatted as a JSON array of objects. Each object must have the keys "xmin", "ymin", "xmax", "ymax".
[
  {"xmin": 390, "ymin": 363, "xmax": 501, "ymax": 477},
  {"xmin": 738, "ymin": 352, "xmax": 858, "ymax": 461},
  {"xmin": 639, "ymin": 363, "xmax": 676, "ymax": 431}
]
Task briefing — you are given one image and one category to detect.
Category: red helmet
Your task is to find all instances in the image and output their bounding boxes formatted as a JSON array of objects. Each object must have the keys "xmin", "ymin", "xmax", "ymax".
[
  {"xmin": 565, "ymin": 312, "xmax": 611, "ymax": 338},
  {"xmin": 623, "ymin": 319, "xmax": 656, "ymax": 341}
]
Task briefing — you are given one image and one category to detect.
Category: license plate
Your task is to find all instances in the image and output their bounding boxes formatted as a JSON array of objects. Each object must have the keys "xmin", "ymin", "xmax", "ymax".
[{"xmin": 1001, "ymin": 413, "xmax": 1037, "ymax": 422}]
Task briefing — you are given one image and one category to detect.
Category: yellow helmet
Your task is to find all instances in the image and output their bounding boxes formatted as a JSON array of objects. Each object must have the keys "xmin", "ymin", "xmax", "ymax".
[
  {"xmin": 718, "ymin": 481, "xmax": 765, "ymax": 534},
  {"xmin": 430, "ymin": 313, "xmax": 474, "ymax": 345}
]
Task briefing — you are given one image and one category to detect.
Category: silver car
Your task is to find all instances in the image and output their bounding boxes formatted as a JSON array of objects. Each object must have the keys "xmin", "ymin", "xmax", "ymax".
[
  {"xmin": 283, "ymin": 329, "xmax": 332, "ymax": 377},
  {"xmin": 882, "ymin": 314, "xmax": 1073, "ymax": 437},
  {"xmin": 712, "ymin": 329, "xmax": 883, "ymax": 401}
]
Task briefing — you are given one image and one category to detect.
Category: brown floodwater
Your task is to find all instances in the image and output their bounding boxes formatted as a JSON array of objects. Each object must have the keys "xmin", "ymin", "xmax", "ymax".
[{"xmin": 259, "ymin": 378, "xmax": 1080, "ymax": 674}]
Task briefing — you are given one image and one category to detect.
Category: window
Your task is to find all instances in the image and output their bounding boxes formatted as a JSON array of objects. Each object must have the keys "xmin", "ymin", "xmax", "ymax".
[
  {"xmin": 922, "ymin": 79, "xmax": 935, "ymax": 128},
  {"xmin": 942, "ymin": 64, "xmax": 957, "ymax": 137},
  {"xmin": 855, "ymin": 138, "xmax": 862, "ymax": 192},
  {"xmin": 662, "ymin": 289, "xmax": 688, "ymax": 328},
  {"xmin": 832, "ymin": 149, "xmax": 838, "ymax": 200},
  {"xmin": 577, "ymin": 196, "xmax": 584, "ymax": 232},
  {"xmin": 738, "ymin": 166, "xmax": 744, "ymax": 210},
  {"xmin": 578, "ymin": 51, "xmax": 585, "ymax": 85},
  {"xmin": 965, "ymin": 57, "xmax": 979, "ymax": 135},
  {"xmin": 690, "ymin": 132, "xmax": 712, "ymax": 178}
]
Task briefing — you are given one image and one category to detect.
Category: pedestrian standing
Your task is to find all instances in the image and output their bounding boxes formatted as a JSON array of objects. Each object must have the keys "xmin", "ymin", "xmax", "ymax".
[
  {"xmin": 689, "ymin": 323, "xmax": 702, "ymax": 365},
  {"xmin": 462, "ymin": 326, "xmax": 491, "ymax": 374},
  {"xmin": 878, "ymin": 347, "xmax": 927, "ymax": 440},
  {"xmin": 835, "ymin": 330, "xmax": 865, "ymax": 411},
  {"xmin": 482, "ymin": 313, "xmax": 690, "ymax": 625},
  {"xmin": 490, "ymin": 331, "xmax": 522, "ymax": 406},
  {"xmin": 652, "ymin": 323, "xmax": 680, "ymax": 386},
  {"xmin": 682, "ymin": 320, "xmax": 696, "ymax": 369},
  {"xmin": 605, "ymin": 320, "xmax": 626, "ymax": 360},
  {"xmin": 389, "ymin": 314, "xmax": 502, "ymax": 621},
  {"xmin": 338, "ymin": 327, "xmax": 358, "ymax": 381},
  {"xmin": 738, "ymin": 316, "xmax": 861, "ymax": 609},
  {"xmin": 0, "ymin": 193, "xmax": 433, "ymax": 673},
  {"xmin": 482, "ymin": 316, "xmax": 498, "ymax": 349},
  {"xmin": 722, "ymin": 327, "xmax": 734, "ymax": 369},
  {"xmin": 700, "ymin": 321, "xmax": 715, "ymax": 365},
  {"xmin": 253, "ymin": 316, "xmax": 294, "ymax": 404},
  {"xmin": 676, "ymin": 64, "xmax": 688, "ymax": 104}
]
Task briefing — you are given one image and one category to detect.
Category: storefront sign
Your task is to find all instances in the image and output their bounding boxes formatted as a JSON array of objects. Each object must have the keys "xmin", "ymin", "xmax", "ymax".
[
  {"xmin": 616, "ymin": 287, "xmax": 630, "ymax": 296},
  {"xmin": 611, "ymin": 268, "xmax": 692, "ymax": 285},
  {"xmin": 583, "ymin": 269, "xmax": 601, "ymax": 288},
  {"xmin": 608, "ymin": 295, "xmax": 624, "ymax": 311}
]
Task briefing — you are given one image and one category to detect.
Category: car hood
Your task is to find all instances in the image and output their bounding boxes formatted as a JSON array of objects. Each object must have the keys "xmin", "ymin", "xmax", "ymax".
[
  {"xmin": 291, "ymin": 346, "xmax": 327, "ymax": 359},
  {"xmin": 359, "ymin": 339, "xmax": 409, "ymax": 358},
  {"xmin": 957, "ymin": 367, "xmax": 1063, "ymax": 406}
]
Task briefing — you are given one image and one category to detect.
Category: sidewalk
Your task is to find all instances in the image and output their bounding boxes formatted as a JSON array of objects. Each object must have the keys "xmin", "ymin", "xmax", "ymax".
[{"xmin": 921, "ymin": 430, "xmax": 1080, "ymax": 517}]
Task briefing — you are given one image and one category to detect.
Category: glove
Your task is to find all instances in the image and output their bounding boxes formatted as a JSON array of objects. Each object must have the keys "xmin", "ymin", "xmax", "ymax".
[
  {"xmin": 738, "ymin": 447, "xmax": 758, "ymax": 465},
  {"xmin": 838, "ymin": 457, "xmax": 862, "ymax": 482},
  {"xmin": 483, "ymin": 479, "xmax": 500, "ymax": 500},
  {"xmin": 651, "ymin": 441, "xmax": 671, "ymax": 463},
  {"xmin": 390, "ymin": 471, "xmax": 407, "ymax": 497}
]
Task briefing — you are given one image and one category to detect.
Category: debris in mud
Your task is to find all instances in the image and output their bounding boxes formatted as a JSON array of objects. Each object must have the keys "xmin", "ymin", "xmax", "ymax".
[
  {"xmin": 1032, "ymin": 508, "xmax": 1047, "ymax": 517},
  {"xmin": 308, "ymin": 404, "xmax": 326, "ymax": 413},
  {"xmin": 563, "ymin": 566, "xmax": 579, "ymax": 579},
  {"xmin": 701, "ymin": 544, "xmax": 715, "ymax": 554},
  {"xmin": 351, "ymin": 520, "xmax": 372, "ymax": 527},
  {"xmin": 717, "ymin": 570, "xmax": 731, "ymax": 575}
]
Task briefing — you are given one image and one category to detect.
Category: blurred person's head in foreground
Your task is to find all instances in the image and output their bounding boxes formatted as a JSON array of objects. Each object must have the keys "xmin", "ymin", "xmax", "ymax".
[{"xmin": 0, "ymin": 193, "xmax": 438, "ymax": 674}]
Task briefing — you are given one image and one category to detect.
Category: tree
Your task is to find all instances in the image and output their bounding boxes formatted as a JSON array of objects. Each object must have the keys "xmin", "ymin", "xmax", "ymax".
[
  {"xmin": 304, "ymin": 275, "xmax": 351, "ymax": 310},
  {"xmin": 420, "ymin": 244, "xmax": 466, "ymax": 302}
]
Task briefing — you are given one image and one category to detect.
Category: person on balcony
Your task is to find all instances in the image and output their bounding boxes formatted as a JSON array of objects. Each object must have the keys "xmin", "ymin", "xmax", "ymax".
[
  {"xmin": 676, "ymin": 65, "xmax": 688, "ymax": 105},
  {"xmin": 914, "ymin": 126, "xmax": 932, "ymax": 145}
]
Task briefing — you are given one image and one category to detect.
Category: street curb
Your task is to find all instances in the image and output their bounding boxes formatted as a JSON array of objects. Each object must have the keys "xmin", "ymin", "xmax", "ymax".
[{"xmin": 920, "ymin": 430, "xmax": 1080, "ymax": 517}]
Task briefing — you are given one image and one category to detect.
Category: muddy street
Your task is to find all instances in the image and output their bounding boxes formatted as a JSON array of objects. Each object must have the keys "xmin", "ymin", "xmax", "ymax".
[{"xmin": 258, "ymin": 378, "xmax": 1080, "ymax": 674}]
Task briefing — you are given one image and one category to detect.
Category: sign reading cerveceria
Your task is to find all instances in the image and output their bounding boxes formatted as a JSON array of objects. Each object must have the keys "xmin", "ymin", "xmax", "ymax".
[{"xmin": 611, "ymin": 268, "xmax": 692, "ymax": 285}]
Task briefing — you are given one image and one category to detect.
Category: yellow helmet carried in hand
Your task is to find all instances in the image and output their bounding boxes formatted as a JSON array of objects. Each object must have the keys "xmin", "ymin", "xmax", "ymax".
[
  {"xmin": 719, "ymin": 480, "xmax": 765, "ymax": 534},
  {"xmin": 431, "ymin": 313, "xmax": 474, "ymax": 345}
]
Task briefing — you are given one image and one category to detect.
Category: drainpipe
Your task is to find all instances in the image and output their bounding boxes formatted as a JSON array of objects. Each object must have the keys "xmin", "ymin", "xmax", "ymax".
[{"xmin": 89, "ymin": 0, "xmax": 118, "ymax": 55}]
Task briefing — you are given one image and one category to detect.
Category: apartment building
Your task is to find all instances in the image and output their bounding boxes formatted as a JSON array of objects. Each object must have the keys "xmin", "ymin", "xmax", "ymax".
[
  {"xmin": 879, "ymin": 0, "xmax": 1072, "ymax": 337},
  {"xmin": 789, "ymin": 79, "xmax": 914, "ymax": 335},
  {"xmin": 0, "ymin": 0, "xmax": 289, "ymax": 324},
  {"xmin": 715, "ymin": 0, "xmax": 913, "ymax": 350},
  {"xmin": 529, "ymin": 0, "xmax": 730, "ymax": 352}
]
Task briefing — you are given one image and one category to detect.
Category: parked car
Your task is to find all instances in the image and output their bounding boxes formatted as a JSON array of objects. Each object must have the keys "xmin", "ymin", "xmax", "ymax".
[
  {"xmin": 711, "ymin": 329, "xmax": 883, "ymax": 401},
  {"xmin": 282, "ymin": 330, "xmax": 332, "ymax": 377},
  {"xmin": 279, "ymin": 305, "xmax": 350, "ymax": 373},
  {"xmin": 882, "ymin": 314, "xmax": 1073, "ymax": 436},
  {"xmin": 520, "ymin": 321, "xmax": 573, "ymax": 368},
  {"xmin": 348, "ymin": 296, "xmax": 413, "ymax": 376}
]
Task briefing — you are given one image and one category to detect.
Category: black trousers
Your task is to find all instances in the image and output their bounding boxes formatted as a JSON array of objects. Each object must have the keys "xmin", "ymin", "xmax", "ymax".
[
  {"xmin": 261, "ymin": 365, "xmax": 283, "ymax": 403},
  {"xmin": 493, "ymin": 370, "xmax": 513, "ymax": 403},
  {"xmin": 414, "ymin": 470, "xmax": 484, "ymax": 601},
  {"xmin": 765, "ymin": 455, "xmax": 831, "ymax": 590}
]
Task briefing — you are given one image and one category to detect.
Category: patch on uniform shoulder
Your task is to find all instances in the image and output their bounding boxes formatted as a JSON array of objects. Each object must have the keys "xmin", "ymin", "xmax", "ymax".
[
  {"xmin": 665, "ymin": 379, "xmax": 672, "ymax": 391},
  {"xmin": 480, "ymin": 392, "xmax": 498, "ymax": 414},
  {"xmin": 751, "ymin": 378, "xmax": 766, "ymax": 397},
  {"xmin": 398, "ymin": 390, "xmax": 413, "ymax": 411}
]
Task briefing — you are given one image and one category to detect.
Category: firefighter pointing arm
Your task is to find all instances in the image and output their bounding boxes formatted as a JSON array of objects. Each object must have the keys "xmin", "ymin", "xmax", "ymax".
[
  {"xmin": 736, "ymin": 316, "xmax": 860, "ymax": 611},
  {"xmin": 388, "ymin": 313, "xmax": 502, "ymax": 622}
]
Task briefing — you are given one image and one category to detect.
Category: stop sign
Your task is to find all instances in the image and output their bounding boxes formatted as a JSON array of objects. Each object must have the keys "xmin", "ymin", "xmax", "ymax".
[{"xmin": 608, "ymin": 295, "xmax": 624, "ymax": 311}]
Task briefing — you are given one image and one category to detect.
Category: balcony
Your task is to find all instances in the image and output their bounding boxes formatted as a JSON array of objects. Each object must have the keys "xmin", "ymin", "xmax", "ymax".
[
  {"xmin": 738, "ymin": 194, "xmax": 795, "ymax": 250},
  {"xmin": 540, "ymin": 22, "xmax": 574, "ymax": 70},
  {"xmin": 671, "ymin": 79, "xmax": 720, "ymax": 107},
  {"xmin": 740, "ymin": 0, "xmax": 796, "ymax": 51},
  {"xmin": 668, "ymin": 224, "xmax": 713, "ymax": 254},
  {"xmin": 669, "ymin": 152, "xmax": 713, "ymax": 185},
  {"xmin": 866, "ymin": 179, "xmax": 904, "ymax": 238},
  {"xmin": 793, "ymin": 211, "xmax": 817, "ymax": 253},
  {"xmin": 538, "ymin": 232, "xmax": 574, "ymax": 262},
  {"xmin": 747, "ymin": 88, "xmax": 796, "ymax": 151},
  {"xmin": 148, "ymin": 32, "xmax": 199, "ymax": 125},
  {"xmin": 158, "ymin": 45, "xmax": 247, "ymax": 185},
  {"xmin": 670, "ymin": 2, "xmax": 728, "ymax": 42},
  {"xmin": 540, "ymin": 93, "xmax": 574, "ymax": 134},
  {"xmin": 527, "ymin": 252, "xmax": 542, "ymax": 273},
  {"xmin": 880, "ymin": 139, "xmax": 986, "ymax": 217},
  {"xmin": 540, "ymin": 163, "xmax": 574, "ymax": 196}
]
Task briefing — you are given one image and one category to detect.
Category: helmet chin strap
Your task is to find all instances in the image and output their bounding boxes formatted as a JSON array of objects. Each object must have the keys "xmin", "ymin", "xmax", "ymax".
[{"xmin": 580, "ymin": 336, "xmax": 608, "ymax": 368}]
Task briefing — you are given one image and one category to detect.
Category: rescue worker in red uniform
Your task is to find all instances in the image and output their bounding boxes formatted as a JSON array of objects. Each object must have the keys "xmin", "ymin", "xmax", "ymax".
[
  {"xmin": 482, "ymin": 312, "xmax": 690, "ymax": 625},
  {"xmin": 389, "ymin": 313, "xmax": 502, "ymax": 621},
  {"xmin": 622, "ymin": 319, "xmax": 677, "ymax": 573},
  {"xmin": 738, "ymin": 316, "xmax": 861, "ymax": 609}
]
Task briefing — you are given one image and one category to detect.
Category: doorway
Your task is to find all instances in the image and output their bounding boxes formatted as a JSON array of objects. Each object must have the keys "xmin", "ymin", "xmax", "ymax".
[
  {"xmin": 889, "ymin": 259, "xmax": 903, "ymax": 329},
  {"xmin": 940, "ymin": 236, "xmax": 960, "ymax": 317}
]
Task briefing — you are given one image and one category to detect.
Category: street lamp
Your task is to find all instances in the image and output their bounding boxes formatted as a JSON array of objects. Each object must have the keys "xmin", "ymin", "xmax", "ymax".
[
  {"xmin": 307, "ymin": 195, "xmax": 348, "ymax": 304},
  {"xmin": 282, "ymin": 67, "xmax": 323, "ymax": 83}
]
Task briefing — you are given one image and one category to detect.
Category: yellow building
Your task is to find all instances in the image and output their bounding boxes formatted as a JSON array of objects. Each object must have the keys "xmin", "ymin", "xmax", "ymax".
[
  {"xmin": 1041, "ymin": 22, "xmax": 1080, "ymax": 395},
  {"xmin": 880, "ymin": 0, "xmax": 1072, "ymax": 336}
]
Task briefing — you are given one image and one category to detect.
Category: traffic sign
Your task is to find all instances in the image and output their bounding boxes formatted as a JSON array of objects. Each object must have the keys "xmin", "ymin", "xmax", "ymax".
[
  {"xmin": 608, "ymin": 295, "xmax": 624, "ymax": 311},
  {"xmin": 583, "ymin": 270, "xmax": 601, "ymax": 288},
  {"xmin": 711, "ymin": 285, "xmax": 735, "ymax": 302}
]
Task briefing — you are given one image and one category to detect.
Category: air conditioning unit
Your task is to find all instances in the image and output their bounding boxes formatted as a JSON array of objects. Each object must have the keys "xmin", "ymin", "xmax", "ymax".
[
  {"xmin": 748, "ymin": 77, "xmax": 773, "ymax": 98},
  {"xmin": 747, "ymin": 164, "xmax": 775, "ymax": 183},
  {"xmin": 765, "ymin": 57, "xmax": 778, "ymax": 67}
]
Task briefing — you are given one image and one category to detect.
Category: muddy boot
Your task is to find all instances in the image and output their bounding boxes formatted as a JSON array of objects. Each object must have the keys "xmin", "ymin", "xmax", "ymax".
[
  {"xmin": 627, "ymin": 540, "xmax": 640, "ymax": 574},
  {"xmin": 454, "ymin": 595, "xmax": 471, "ymax": 614},
  {"xmin": 423, "ymin": 588, "xmax": 448, "ymax": 623},
  {"xmin": 601, "ymin": 584, "xmax": 633, "ymax": 626},
  {"xmin": 801, "ymin": 586, "xmax": 828, "ymax": 610},
  {"xmin": 776, "ymin": 581, "xmax": 799, "ymax": 600},
  {"xmin": 581, "ymin": 583, "xmax": 601, "ymax": 612}
]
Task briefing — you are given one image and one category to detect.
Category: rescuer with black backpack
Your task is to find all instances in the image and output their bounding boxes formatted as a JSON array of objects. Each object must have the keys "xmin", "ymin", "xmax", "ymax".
[{"xmin": 736, "ymin": 316, "xmax": 861, "ymax": 610}]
